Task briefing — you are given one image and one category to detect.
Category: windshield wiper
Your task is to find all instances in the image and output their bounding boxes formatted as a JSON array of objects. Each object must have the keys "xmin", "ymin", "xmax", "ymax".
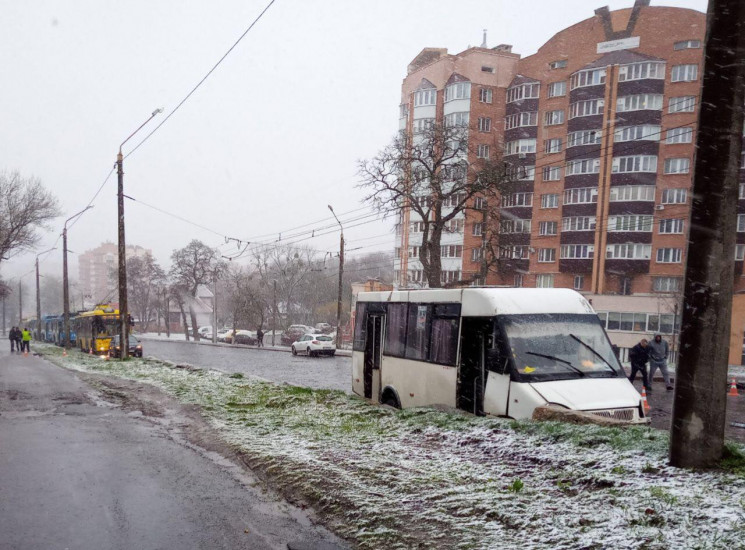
[
  {"xmin": 568, "ymin": 334, "xmax": 618, "ymax": 376},
  {"xmin": 525, "ymin": 352, "xmax": 585, "ymax": 377}
]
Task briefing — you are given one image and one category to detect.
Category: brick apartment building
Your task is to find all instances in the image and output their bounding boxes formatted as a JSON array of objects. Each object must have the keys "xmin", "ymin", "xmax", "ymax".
[
  {"xmin": 78, "ymin": 242, "xmax": 150, "ymax": 306},
  {"xmin": 393, "ymin": 0, "xmax": 745, "ymax": 364}
]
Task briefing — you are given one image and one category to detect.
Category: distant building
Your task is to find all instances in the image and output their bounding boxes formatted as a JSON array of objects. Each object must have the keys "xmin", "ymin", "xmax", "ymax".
[
  {"xmin": 78, "ymin": 242, "xmax": 150, "ymax": 306},
  {"xmin": 394, "ymin": 1, "xmax": 745, "ymax": 364}
]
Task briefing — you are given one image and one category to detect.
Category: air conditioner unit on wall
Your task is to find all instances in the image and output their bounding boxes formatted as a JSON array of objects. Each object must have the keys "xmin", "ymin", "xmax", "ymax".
[{"xmin": 655, "ymin": 204, "xmax": 665, "ymax": 211}]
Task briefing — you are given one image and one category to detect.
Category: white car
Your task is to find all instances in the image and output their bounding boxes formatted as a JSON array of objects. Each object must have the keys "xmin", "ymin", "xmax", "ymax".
[{"xmin": 291, "ymin": 334, "xmax": 336, "ymax": 357}]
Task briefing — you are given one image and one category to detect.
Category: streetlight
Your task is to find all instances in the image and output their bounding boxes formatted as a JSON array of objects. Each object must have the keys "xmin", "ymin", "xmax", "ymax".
[
  {"xmin": 63, "ymin": 206, "xmax": 93, "ymax": 349},
  {"xmin": 117, "ymin": 108, "xmax": 163, "ymax": 359},
  {"xmin": 328, "ymin": 205, "xmax": 344, "ymax": 349},
  {"xmin": 35, "ymin": 247, "xmax": 56, "ymax": 340}
]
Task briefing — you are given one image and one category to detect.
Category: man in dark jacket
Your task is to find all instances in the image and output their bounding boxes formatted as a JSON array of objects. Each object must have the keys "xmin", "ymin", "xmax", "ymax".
[
  {"xmin": 8, "ymin": 326, "xmax": 17, "ymax": 352},
  {"xmin": 647, "ymin": 334, "xmax": 673, "ymax": 391},
  {"xmin": 628, "ymin": 338, "xmax": 651, "ymax": 392}
]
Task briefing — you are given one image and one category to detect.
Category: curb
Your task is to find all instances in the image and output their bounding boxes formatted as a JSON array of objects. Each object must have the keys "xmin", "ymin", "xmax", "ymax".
[{"xmin": 136, "ymin": 335, "xmax": 353, "ymax": 357}]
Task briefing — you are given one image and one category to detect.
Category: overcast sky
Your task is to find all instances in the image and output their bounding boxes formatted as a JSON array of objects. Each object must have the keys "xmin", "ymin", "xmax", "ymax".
[{"xmin": 1, "ymin": 0, "xmax": 707, "ymax": 282}]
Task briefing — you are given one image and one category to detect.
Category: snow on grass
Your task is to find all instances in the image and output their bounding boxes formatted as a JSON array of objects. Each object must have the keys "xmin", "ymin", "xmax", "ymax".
[{"xmin": 40, "ymin": 344, "xmax": 745, "ymax": 549}]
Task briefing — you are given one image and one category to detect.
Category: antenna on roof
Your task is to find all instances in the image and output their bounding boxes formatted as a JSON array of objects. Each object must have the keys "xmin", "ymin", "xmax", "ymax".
[{"xmin": 481, "ymin": 29, "xmax": 487, "ymax": 48}]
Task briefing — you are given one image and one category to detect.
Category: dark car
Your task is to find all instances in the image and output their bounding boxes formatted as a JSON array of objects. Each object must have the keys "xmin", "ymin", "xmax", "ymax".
[
  {"xmin": 108, "ymin": 334, "xmax": 143, "ymax": 358},
  {"xmin": 233, "ymin": 330, "xmax": 257, "ymax": 345}
]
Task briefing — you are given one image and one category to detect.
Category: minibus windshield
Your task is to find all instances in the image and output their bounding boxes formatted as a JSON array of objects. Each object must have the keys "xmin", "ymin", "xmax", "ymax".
[{"xmin": 499, "ymin": 314, "xmax": 622, "ymax": 381}]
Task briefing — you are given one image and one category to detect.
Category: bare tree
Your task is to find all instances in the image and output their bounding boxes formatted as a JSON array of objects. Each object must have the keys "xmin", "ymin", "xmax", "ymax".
[
  {"xmin": 0, "ymin": 171, "xmax": 60, "ymax": 263},
  {"xmin": 358, "ymin": 122, "xmax": 512, "ymax": 287},
  {"xmin": 170, "ymin": 240, "xmax": 226, "ymax": 340},
  {"xmin": 254, "ymin": 245, "xmax": 317, "ymax": 325},
  {"xmin": 127, "ymin": 253, "xmax": 166, "ymax": 332}
]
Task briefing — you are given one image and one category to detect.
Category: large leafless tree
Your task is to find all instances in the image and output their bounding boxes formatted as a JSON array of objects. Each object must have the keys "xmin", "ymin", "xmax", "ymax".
[
  {"xmin": 0, "ymin": 171, "xmax": 60, "ymax": 264},
  {"xmin": 358, "ymin": 122, "xmax": 512, "ymax": 288},
  {"xmin": 127, "ymin": 253, "xmax": 166, "ymax": 331}
]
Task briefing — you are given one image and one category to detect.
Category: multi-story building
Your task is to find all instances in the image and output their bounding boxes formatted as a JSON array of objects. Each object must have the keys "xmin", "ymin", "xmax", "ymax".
[
  {"xmin": 78, "ymin": 242, "xmax": 150, "ymax": 306},
  {"xmin": 393, "ymin": 0, "xmax": 745, "ymax": 364}
]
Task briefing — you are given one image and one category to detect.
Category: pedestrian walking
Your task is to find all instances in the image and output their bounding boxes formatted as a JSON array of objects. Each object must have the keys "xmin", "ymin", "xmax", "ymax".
[
  {"xmin": 21, "ymin": 327, "xmax": 32, "ymax": 353},
  {"xmin": 628, "ymin": 338, "xmax": 651, "ymax": 392},
  {"xmin": 9, "ymin": 326, "xmax": 17, "ymax": 352},
  {"xmin": 13, "ymin": 326, "xmax": 23, "ymax": 353},
  {"xmin": 257, "ymin": 328, "xmax": 264, "ymax": 347},
  {"xmin": 647, "ymin": 334, "xmax": 673, "ymax": 391}
]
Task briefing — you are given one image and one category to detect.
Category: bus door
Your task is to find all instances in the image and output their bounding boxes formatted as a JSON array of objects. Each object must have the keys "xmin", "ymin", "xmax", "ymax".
[
  {"xmin": 458, "ymin": 318, "xmax": 489, "ymax": 415},
  {"xmin": 364, "ymin": 313, "xmax": 384, "ymax": 400}
]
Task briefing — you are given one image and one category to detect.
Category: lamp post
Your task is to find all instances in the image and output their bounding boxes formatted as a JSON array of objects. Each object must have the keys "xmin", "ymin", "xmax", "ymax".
[
  {"xmin": 117, "ymin": 108, "xmax": 163, "ymax": 360},
  {"xmin": 63, "ymin": 206, "xmax": 93, "ymax": 349},
  {"xmin": 35, "ymin": 247, "xmax": 56, "ymax": 340},
  {"xmin": 328, "ymin": 205, "xmax": 344, "ymax": 349}
]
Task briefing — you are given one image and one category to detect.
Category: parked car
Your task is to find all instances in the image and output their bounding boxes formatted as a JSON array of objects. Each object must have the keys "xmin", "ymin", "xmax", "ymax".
[
  {"xmin": 291, "ymin": 334, "xmax": 336, "ymax": 357},
  {"xmin": 108, "ymin": 334, "xmax": 143, "ymax": 358},
  {"xmin": 198, "ymin": 326, "xmax": 212, "ymax": 337},
  {"xmin": 314, "ymin": 322, "xmax": 333, "ymax": 334},
  {"xmin": 282, "ymin": 324, "xmax": 314, "ymax": 346},
  {"xmin": 216, "ymin": 328, "xmax": 234, "ymax": 343},
  {"xmin": 233, "ymin": 330, "xmax": 257, "ymax": 345}
]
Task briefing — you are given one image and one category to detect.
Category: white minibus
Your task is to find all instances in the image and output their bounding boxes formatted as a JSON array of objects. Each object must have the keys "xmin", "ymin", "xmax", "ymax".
[{"xmin": 352, "ymin": 288, "xmax": 647, "ymax": 423}]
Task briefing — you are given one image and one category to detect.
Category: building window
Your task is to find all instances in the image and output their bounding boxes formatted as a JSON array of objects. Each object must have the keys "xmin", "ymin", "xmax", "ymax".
[
  {"xmin": 539, "ymin": 221, "xmax": 558, "ymax": 236},
  {"xmin": 659, "ymin": 218, "xmax": 685, "ymax": 234},
  {"xmin": 444, "ymin": 112, "xmax": 469, "ymax": 127},
  {"xmin": 544, "ymin": 138, "xmax": 562, "ymax": 154},
  {"xmin": 566, "ymin": 158, "xmax": 601, "ymax": 175},
  {"xmin": 542, "ymin": 166, "xmax": 562, "ymax": 182},
  {"xmin": 547, "ymin": 81, "xmax": 567, "ymax": 97},
  {"xmin": 549, "ymin": 59, "xmax": 567, "ymax": 70},
  {"xmin": 606, "ymin": 244, "xmax": 652, "ymax": 260},
  {"xmin": 608, "ymin": 215, "xmax": 653, "ymax": 232},
  {"xmin": 499, "ymin": 219, "xmax": 531, "ymax": 234},
  {"xmin": 737, "ymin": 244, "xmax": 745, "ymax": 261},
  {"xmin": 669, "ymin": 96, "xmax": 696, "ymax": 113},
  {"xmin": 738, "ymin": 214, "xmax": 745, "ymax": 232},
  {"xmin": 661, "ymin": 188, "xmax": 688, "ymax": 204},
  {"xmin": 665, "ymin": 127, "xmax": 693, "ymax": 144},
  {"xmin": 514, "ymin": 274, "xmax": 524, "ymax": 287},
  {"xmin": 671, "ymin": 64, "xmax": 698, "ymax": 82},
  {"xmin": 414, "ymin": 88, "xmax": 437, "ymax": 106},
  {"xmin": 563, "ymin": 187, "xmax": 598, "ymax": 205},
  {"xmin": 656, "ymin": 248, "xmax": 683, "ymax": 263},
  {"xmin": 440, "ymin": 245, "xmax": 463, "ymax": 258},
  {"xmin": 612, "ymin": 155, "xmax": 658, "ymax": 173},
  {"xmin": 481, "ymin": 65, "xmax": 495, "ymax": 73},
  {"xmin": 541, "ymin": 193, "xmax": 559, "ymax": 208},
  {"xmin": 609, "ymin": 185, "xmax": 656, "ymax": 202},
  {"xmin": 445, "ymin": 81, "xmax": 471, "ymax": 101},
  {"xmin": 570, "ymin": 68, "xmax": 606, "ymax": 90},
  {"xmin": 413, "ymin": 118, "xmax": 435, "ymax": 134},
  {"xmin": 653, "ymin": 277, "xmax": 682, "ymax": 292},
  {"xmin": 474, "ymin": 196, "xmax": 486, "ymax": 210},
  {"xmin": 505, "ymin": 112, "xmax": 538, "ymax": 129},
  {"xmin": 544, "ymin": 110, "xmax": 565, "ymax": 126},
  {"xmin": 500, "ymin": 246, "xmax": 529, "ymax": 259},
  {"xmin": 479, "ymin": 88, "xmax": 493, "ymax": 104},
  {"xmin": 620, "ymin": 278, "xmax": 633, "ymax": 296},
  {"xmin": 444, "ymin": 218, "xmax": 465, "ymax": 233},
  {"xmin": 472, "ymin": 222, "xmax": 484, "ymax": 236},
  {"xmin": 408, "ymin": 246, "xmax": 420, "ymax": 258},
  {"xmin": 674, "ymin": 39, "xmax": 701, "ymax": 50},
  {"xmin": 573, "ymin": 275, "xmax": 584, "ymax": 290},
  {"xmin": 616, "ymin": 94, "xmax": 663, "ymax": 112},
  {"xmin": 569, "ymin": 99, "xmax": 604, "ymax": 119},
  {"xmin": 477, "ymin": 117, "xmax": 491, "ymax": 132},
  {"xmin": 440, "ymin": 270, "xmax": 462, "ymax": 284},
  {"xmin": 504, "ymin": 139, "xmax": 537, "ymax": 156},
  {"xmin": 399, "ymin": 104, "xmax": 409, "ymax": 119},
  {"xmin": 567, "ymin": 130, "xmax": 602, "ymax": 147},
  {"xmin": 502, "ymin": 192, "xmax": 534, "ymax": 207},
  {"xmin": 477, "ymin": 144, "xmax": 490, "ymax": 159},
  {"xmin": 562, "ymin": 216, "xmax": 596, "ymax": 232},
  {"xmin": 536, "ymin": 274, "xmax": 554, "ymax": 288},
  {"xmin": 471, "ymin": 247, "xmax": 483, "ymax": 262},
  {"xmin": 506, "ymin": 82, "xmax": 540, "ymax": 103},
  {"xmin": 561, "ymin": 244, "xmax": 594, "ymax": 259},
  {"xmin": 664, "ymin": 158, "xmax": 690, "ymax": 174},
  {"xmin": 618, "ymin": 62, "xmax": 666, "ymax": 82},
  {"xmin": 538, "ymin": 248, "xmax": 556, "ymax": 262},
  {"xmin": 614, "ymin": 125, "xmax": 661, "ymax": 142}
]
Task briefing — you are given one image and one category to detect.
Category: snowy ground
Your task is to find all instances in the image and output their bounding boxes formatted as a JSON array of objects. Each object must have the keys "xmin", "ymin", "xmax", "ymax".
[{"xmin": 39, "ymin": 344, "xmax": 745, "ymax": 550}]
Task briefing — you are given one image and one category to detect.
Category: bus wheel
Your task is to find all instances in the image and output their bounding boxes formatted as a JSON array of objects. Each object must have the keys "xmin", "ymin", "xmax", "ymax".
[{"xmin": 382, "ymin": 392, "xmax": 401, "ymax": 409}]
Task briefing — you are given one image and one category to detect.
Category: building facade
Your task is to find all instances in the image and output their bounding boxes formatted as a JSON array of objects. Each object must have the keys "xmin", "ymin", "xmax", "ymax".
[
  {"xmin": 394, "ymin": 1, "xmax": 745, "ymax": 363},
  {"xmin": 78, "ymin": 242, "xmax": 150, "ymax": 306}
]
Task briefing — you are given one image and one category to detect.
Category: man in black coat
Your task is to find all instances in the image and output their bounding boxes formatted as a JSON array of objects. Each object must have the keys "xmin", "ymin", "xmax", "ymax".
[{"xmin": 628, "ymin": 338, "xmax": 651, "ymax": 392}]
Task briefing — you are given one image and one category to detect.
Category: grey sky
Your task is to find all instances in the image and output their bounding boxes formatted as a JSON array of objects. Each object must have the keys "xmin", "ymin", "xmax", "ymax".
[{"xmin": 1, "ymin": 0, "xmax": 707, "ymax": 281}]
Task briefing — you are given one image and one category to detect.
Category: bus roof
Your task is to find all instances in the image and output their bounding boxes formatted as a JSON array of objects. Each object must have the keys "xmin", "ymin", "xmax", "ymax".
[{"xmin": 355, "ymin": 288, "xmax": 595, "ymax": 316}]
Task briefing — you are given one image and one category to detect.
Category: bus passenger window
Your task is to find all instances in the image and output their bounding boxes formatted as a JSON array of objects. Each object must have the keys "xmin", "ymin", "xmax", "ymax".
[
  {"xmin": 430, "ymin": 317, "xmax": 459, "ymax": 366},
  {"xmin": 385, "ymin": 303, "xmax": 407, "ymax": 357},
  {"xmin": 353, "ymin": 303, "xmax": 367, "ymax": 351},
  {"xmin": 405, "ymin": 304, "xmax": 430, "ymax": 360}
]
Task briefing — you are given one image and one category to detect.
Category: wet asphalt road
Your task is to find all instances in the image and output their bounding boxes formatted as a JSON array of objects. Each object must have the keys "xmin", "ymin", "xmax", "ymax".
[
  {"xmin": 141, "ymin": 339, "xmax": 351, "ymax": 392},
  {"xmin": 0, "ymin": 349, "xmax": 347, "ymax": 550}
]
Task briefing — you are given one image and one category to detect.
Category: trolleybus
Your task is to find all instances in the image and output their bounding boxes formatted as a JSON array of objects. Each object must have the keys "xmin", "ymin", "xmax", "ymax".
[
  {"xmin": 73, "ymin": 305, "xmax": 121, "ymax": 355},
  {"xmin": 352, "ymin": 288, "xmax": 647, "ymax": 424}
]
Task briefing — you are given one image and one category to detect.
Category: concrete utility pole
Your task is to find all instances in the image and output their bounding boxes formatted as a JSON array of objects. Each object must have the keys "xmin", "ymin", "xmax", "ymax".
[
  {"xmin": 63, "ymin": 207, "xmax": 92, "ymax": 349},
  {"xmin": 212, "ymin": 273, "xmax": 217, "ymax": 344},
  {"xmin": 328, "ymin": 205, "xmax": 344, "ymax": 349},
  {"xmin": 272, "ymin": 280, "xmax": 277, "ymax": 347},
  {"xmin": 670, "ymin": 0, "xmax": 745, "ymax": 468},
  {"xmin": 117, "ymin": 108, "xmax": 162, "ymax": 360}
]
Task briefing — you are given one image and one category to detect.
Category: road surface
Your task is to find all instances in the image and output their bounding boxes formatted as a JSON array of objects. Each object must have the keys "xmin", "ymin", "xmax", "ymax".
[{"xmin": 0, "ymin": 348, "xmax": 347, "ymax": 550}]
